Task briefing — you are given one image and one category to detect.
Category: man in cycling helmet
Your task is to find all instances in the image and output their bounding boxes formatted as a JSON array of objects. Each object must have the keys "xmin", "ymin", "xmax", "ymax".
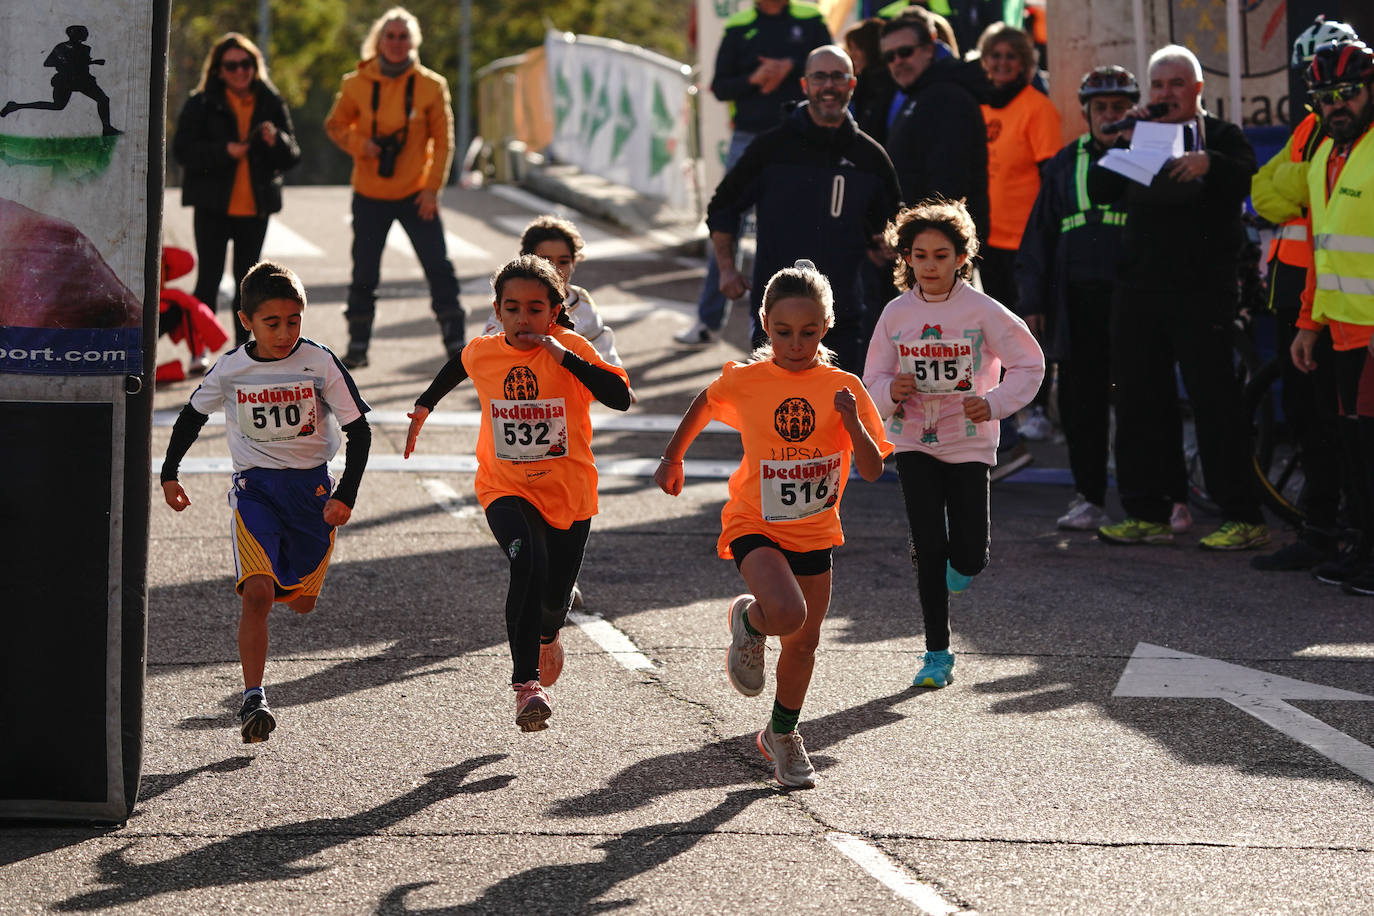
[
  {"xmin": 1017, "ymin": 66, "xmax": 1190, "ymax": 532},
  {"xmin": 1290, "ymin": 39, "xmax": 1374, "ymax": 594},
  {"xmin": 1249, "ymin": 20, "xmax": 1359, "ymax": 573}
]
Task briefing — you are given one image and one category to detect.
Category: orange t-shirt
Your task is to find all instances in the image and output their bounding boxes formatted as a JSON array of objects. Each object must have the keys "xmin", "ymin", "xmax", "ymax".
[
  {"xmin": 227, "ymin": 91, "xmax": 257, "ymax": 217},
  {"xmin": 982, "ymin": 85, "xmax": 1062, "ymax": 250},
  {"xmin": 707, "ymin": 359, "xmax": 892, "ymax": 557},
  {"xmin": 463, "ymin": 327, "xmax": 628, "ymax": 528}
]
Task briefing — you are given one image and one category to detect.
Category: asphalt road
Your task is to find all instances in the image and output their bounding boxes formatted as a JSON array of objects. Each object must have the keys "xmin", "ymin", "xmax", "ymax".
[{"xmin": 2, "ymin": 183, "xmax": 1371, "ymax": 915}]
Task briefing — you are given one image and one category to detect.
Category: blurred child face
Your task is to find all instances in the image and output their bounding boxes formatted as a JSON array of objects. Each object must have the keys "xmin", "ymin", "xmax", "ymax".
[
  {"xmin": 905, "ymin": 228, "xmax": 967, "ymax": 296},
  {"xmin": 495, "ymin": 277, "xmax": 561, "ymax": 350},
  {"xmin": 239, "ymin": 298, "xmax": 303, "ymax": 360},
  {"xmin": 764, "ymin": 296, "xmax": 827, "ymax": 371},
  {"xmin": 531, "ymin": 239, "xmax": 576, "ymax": 289}
]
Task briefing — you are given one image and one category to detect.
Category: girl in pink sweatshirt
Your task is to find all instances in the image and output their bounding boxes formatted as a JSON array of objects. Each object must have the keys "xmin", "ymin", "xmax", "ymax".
[{"xmin": 862, "ymin": 199, "xmax": 1044, "ymax": 689}]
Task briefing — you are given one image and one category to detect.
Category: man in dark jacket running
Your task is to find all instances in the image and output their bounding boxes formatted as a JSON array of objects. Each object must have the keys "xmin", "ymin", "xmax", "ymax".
[{"xmin": 705, "ymin": 44, "xmax": 902, "ymax": 373}]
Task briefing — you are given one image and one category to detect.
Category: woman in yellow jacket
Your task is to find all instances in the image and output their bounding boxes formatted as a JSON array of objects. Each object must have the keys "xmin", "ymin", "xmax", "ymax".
[{"xmin": 325, "ymin": 6, "xmax": 464, "ymax": 368}]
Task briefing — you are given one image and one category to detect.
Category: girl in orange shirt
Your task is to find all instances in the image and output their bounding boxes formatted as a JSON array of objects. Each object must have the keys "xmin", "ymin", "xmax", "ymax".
[
  {"xmin": 405, "ymin": 255, "xmax": 631, "ymax": 732},
  {"xmin": 656, "ymin": 260, "xmax": 891, "ymax": 788}
]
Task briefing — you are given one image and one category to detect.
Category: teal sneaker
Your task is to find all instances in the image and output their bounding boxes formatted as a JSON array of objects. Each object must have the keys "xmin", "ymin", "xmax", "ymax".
[
  {"xmin": 913, "ymin": 649, "xmax": 955, "ymax": 688},
  {"xmin": 946, "ymin": 560, "xmax": 972, "ymax": 594},
  {"xmin": 1199, "ymin": 521, "xmax": 1271, "ymax": 551},
  {"xmin": 1098, "ymin": 517, "xmax": 1174, "ymax": 545}
]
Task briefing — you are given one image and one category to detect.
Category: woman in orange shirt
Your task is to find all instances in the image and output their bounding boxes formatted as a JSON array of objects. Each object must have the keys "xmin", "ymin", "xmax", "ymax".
[
  {"xmin": 656, "ymin": 260, "xmax": 891, "ymax": 788},
  {"xmin": 405, "ymin": 256, "xmax": 631, "ymax": 732}
]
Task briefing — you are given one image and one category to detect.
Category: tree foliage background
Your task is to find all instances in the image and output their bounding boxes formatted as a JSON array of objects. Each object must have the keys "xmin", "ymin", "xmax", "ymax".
[{"xmin": 168, "ymin": 0, "xmax": 692, "ymax": 185}]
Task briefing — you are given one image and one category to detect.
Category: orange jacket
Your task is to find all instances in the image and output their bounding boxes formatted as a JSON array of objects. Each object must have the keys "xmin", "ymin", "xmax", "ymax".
[{"xmin": 325, "ymin": 57, "xmax": 453, "ymax": 200}]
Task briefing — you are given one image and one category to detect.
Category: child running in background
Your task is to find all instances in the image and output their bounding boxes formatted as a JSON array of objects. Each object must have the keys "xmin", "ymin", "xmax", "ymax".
[
  {"xmin": 159, "ymin": 260, "xmax": 372, "ymax": 744},
  {"xmin": 406, "ymin": 255, "xmax": 631, "ymax": 732},
  {"xmin": 655, "ymin": 260, "xmax": 890, "ymax": 788},
  {"xmin": 863, "ymin": 199, "xmax": 1043, "ymax": 690},
  {"xmin": 483, "ymin": 215, "xmax": 631, "ymax": 394}
]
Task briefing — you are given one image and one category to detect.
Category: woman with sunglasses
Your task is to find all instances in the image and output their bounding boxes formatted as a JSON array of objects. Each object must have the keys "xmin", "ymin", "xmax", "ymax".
[{"xmin": 173, "ymin": 33, "xmax": 300, "ymax": 364}]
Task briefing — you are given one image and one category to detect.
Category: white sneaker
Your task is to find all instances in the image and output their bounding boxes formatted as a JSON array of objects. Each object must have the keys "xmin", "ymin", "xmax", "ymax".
[
  {"xmin": 1018, "ymin": 406, "xmax": 1053, "ymax": 441},
  {"xmin": 1170, "ymin": 502, "xmax": 1193, "ymax": 534},
  {"xmin": 1058, "ymin": 494, "xmax": 1111, "ymax": 531},
  {"xmin": 673, "ymin": 321, "xmax": 717, "ymax": 345}
]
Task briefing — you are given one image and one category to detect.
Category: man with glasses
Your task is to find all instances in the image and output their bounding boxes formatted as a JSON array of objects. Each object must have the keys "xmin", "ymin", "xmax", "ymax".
[
  {"xmin": 878, "ymin": 8, "xmax": 989, "ymax": 240},
  {"xmin": 1290, "ymin": 40, "xmax": 1374, "ymax": 594},
  {"xmin": 1248, "ymin": 18, "xmax": 1359, "ymax": 573},
  {"xmin": 1087, "ymin": 45, "xmax": 1268, "ymax": 551},
  {"xmin": 704, "ymin": 44, "xmax": 901, "ymax": 372},
  {"xmin": 674, "ymin": 0, "xmax": 832, "ymax": 346}
]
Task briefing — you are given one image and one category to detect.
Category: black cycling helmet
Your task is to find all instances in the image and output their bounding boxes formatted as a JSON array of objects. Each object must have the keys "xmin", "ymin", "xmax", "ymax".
[
  {"xmin": 1291, "ymin": 16, "xmax": 1358, "ymax": 69},
  {"xmin": 1305, "ymin": 40, "xmax": 1374, "ymax": 90},
  {"xmin": 1078, "ymin": 66, "xmax": 1140, "ymax": 106}
]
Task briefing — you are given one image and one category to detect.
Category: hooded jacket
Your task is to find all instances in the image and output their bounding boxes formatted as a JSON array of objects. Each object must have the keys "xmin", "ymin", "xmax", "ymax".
[
  {"xmin": 325, "ymin": 57, "xmax": 453, "ymax": 201},
  {"xmin": 706, "ymin": 102, "xmax": 901, "ymax": 313},
  {"xmin": 884, "ymin": 56, "xmax": 990, "ymax": 240}
]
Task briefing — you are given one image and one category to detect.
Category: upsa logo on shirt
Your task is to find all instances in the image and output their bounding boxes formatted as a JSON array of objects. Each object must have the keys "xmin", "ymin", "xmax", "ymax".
[
  {"xmin": 774, "ymin": 398, "xmax": 815, "ymax": 442},
  {"xmin": 503, "ymin": 366, "xmax": 538, "ymax": 399}
]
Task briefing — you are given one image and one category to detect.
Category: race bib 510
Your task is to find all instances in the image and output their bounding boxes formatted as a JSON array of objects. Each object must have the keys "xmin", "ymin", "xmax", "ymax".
[{"xmin": 235, "ymin": 382, "xmax": 320, "ymax": 442}]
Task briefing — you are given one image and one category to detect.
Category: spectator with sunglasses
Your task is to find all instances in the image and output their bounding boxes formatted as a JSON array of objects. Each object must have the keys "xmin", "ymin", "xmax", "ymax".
[
  {"xmin": 878, "ymin": 8, "xmax": 989, "ymax": 241},
  {"xmin": 325, "ymin": 5, "xmax": 464, "ymax": 369},
  {"xmin": 1290, "ymin": 39, "xmax": 1374, "ymax": 595},
  {"xmin": 1248, "ymin": 18, "xmax": 1359, "ymax": 574},
  {"xmin": 172, "ymin": 32, "xmax": 300, "ymax": 364}
]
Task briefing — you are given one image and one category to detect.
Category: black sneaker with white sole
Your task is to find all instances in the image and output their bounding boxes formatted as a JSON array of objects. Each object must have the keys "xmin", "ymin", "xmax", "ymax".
[{"xmin": 238, "ymin": 693, "xmax": 277, "ymax": 744}]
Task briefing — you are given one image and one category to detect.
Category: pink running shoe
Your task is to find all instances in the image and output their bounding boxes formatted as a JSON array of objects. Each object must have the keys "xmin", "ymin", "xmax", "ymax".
[{"xmin": 513, "ymin": 680, "xmax": 551, "ymax": 732}]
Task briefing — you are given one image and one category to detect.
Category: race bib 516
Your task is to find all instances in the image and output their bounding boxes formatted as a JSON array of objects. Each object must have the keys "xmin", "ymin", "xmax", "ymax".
[
  {"xmin": 235, "ymin": 382, "xmax": 320, "ymax": 442},
  {"xmin": 760, "ymin": 453, "xmax": 842, "ymax": 522},
  {"xmin": 898, "ymin": 338, "xmax": 975, "ymax": 395},
  {"xmin": 490, "ymin": 398, "xmax": 569, "ymax": 462}
]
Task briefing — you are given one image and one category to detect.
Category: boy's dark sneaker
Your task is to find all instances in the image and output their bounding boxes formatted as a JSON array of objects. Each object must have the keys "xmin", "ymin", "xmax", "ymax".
[{"xmin": 238, "ymin": 693, "xmax": 276, "ymax": 744}]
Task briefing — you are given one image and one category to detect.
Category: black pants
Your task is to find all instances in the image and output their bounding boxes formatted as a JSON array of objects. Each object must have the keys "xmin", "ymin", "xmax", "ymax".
[
  {"xmin": 1332, "ymin": 348, "xmax": 1374, "ymax": 544},
  {"xmin": 895, "ymin": 451, "xmax": 989, "ymax": 652},
  {"xmin": 1270, "ymin": 259, "xmax": 1342, "ymax": 532},
  {"xmin": 1057, "ymin": 283, "xmax": 1113, "ymax": 506},
  {"xmin": 484, "ymin": 496, "xmax": 589, "ymax": 685},
  {"xmin": 192, "ymin": 209, "xmax": 268, "ymax": 347},
  {"xmin": 347, "ymin": 191, "xmax": 463, "ymax": 347},
  {"xmin": 1111, "ymin": 285, "xmax": 1262, "ymax": 524}
]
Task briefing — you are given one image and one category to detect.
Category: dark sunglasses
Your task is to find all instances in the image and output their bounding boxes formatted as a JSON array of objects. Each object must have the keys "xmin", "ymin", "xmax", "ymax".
[
  {"xmin": 882, "ymin": 44, "xmax": 921, "ymax": 65},
  {"xmin": 221, "ymin": 58, "xmax": 255, "ymax": 73},
  {"xmin": 1308, "ymin": 83, "xmax": 1363, "ymax": 106}
]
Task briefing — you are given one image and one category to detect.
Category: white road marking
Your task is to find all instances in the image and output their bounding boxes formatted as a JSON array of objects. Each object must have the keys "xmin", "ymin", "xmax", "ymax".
[
  {"xmin": 567, "ymin": 611, "xmax": 656, "ymax": 671},
  {"xmin": 262, "ymin": 219, "xmax": 326, "ymax": 258},
  {"xmin": 153, "ymin": 408, "xmax": 737, "ymax": 435},
  {"xmin": 419, "ymin": 478, "xmax": 480, "ymax": 518},
  {"xmin": 1114, "ymin": 642, "xmax": 1374, "ymax": 783},
  {"xmin": 826, "ymin": 833, "xmax": 969, "ymax": 915}
]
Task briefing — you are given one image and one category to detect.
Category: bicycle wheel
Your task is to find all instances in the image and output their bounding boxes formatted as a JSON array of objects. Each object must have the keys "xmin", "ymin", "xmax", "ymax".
[{"xmin": 1244, "ymin": 357, "xmax": 1306, "ymax": 526}]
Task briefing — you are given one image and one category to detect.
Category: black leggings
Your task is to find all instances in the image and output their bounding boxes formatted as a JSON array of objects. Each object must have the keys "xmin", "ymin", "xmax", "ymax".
[
  {"xmin": 895, "ymin": 451, "xmax": 989, "ymax": 652},
  {"xmin": 484, "ymin": 496, "xmax": 590, "ymax": 684}
]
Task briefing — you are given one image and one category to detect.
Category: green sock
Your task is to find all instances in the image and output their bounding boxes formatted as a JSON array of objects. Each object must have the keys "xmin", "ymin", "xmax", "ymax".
[
  {"xmin": 742, "ymin": 607, "xmax": 762, "ymax": 637},
  {"xmin": 770, "ymin": 700, "xmax": 801, "ymax": 735}
]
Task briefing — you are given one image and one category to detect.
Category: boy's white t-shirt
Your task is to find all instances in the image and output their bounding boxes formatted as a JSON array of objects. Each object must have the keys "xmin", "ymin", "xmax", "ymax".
[{"xmin": 189, "ymin": 338, "xmax": 369, "ymax": 472}]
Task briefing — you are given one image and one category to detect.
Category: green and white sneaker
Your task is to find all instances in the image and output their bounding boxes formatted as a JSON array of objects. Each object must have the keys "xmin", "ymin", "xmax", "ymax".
[
  {"xmin": 1098, "ymin": 517, "xmax": 1174, "ymax": 545},
  {"xmin": 913, "ymin": 649, "xmax": 955, "ymax": 688},
  {"xmin": 1199, "ymin": 521, "xmax": 1271, "ymax": 551}
]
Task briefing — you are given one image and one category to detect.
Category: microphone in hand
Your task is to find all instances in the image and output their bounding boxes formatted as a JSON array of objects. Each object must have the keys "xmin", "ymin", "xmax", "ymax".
[{"xmin": 1102, "ymin": 102, "xmax": 1171, "ymax": 135}]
